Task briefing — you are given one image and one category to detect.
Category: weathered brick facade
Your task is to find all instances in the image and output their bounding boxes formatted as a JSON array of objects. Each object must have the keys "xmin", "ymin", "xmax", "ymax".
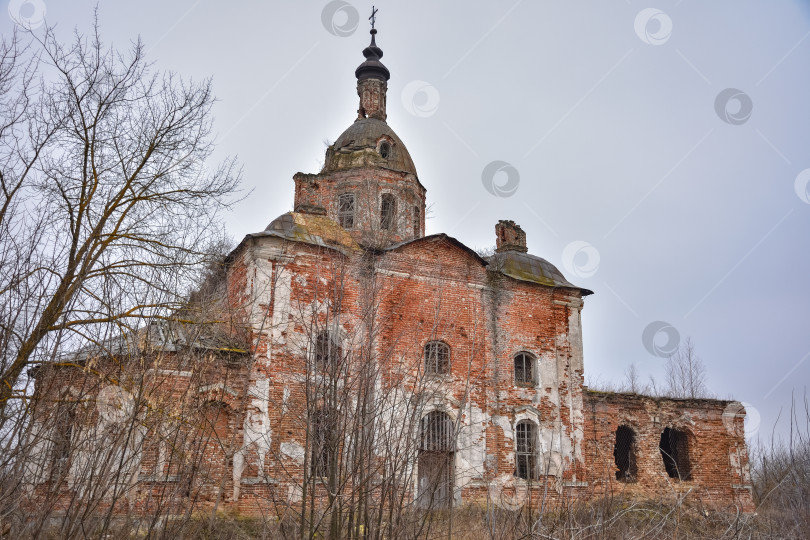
[
  {"xmin": 584, "ymin": 391, "xmax": 754, "ymax": 511},
  {"xmin": 26, "ymin": 27, "xmax": 754, "ymax": 519}
]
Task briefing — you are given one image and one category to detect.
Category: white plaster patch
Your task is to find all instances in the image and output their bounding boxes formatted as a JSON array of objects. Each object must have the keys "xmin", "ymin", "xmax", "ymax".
[
  {"xmin": 462, "ymin": 404, "xmax": 487, "ymax": 472},
  {"xmin": 489, "ymin": 474, "xmax": 528, "ymax": 510},
  {"xmin": 493, "ymin": 415, "xmax": 513, "ymax": 441},
  {"xmin": 456, "ymin": 403, "xmax": 488, "ymax": 488},
  {"xmin": 538, "ymin": 426, "xmax": 564, "ymax": 477},
  {"xmin": 567, "ymin": 305, "xmax": 584, "ymax": 372},
  {"xmin": 282, "ymin": 385, "xmax": 290, "ymax": 414},
  {"xmin": 232, "ymin": 451, "xmax": 245, "ymax": 501},
  {"xmin": 68, "ymin": 423, "xmax": 145, "ymax": 502},
  {"xmin": 539, "ymin": 352, "xmax": 559, "ymax": 405},
  {"xmin": 280, "ymin": 441, "xmax": 306, "ymax": 464},
  {"xmin": 234, "ymin": 376, "xmax": 272, "ymax": 490},
  {"xmin": 287, "ymin": 483, "xmax": 303, "ymax": 503},
  {"xmin": 268, "ymin": 266, "xmax": 293, "ymax": 347}
]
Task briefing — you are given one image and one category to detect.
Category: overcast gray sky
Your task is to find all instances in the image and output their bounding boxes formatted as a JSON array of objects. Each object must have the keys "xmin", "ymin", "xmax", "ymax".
[{"xmin": 4, "ymin": 0, "xmax": 809, "ymax": 444}]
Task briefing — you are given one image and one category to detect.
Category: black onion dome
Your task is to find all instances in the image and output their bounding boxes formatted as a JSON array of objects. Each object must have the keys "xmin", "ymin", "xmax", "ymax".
[{"xmin": 355, "ymin": 29, "xmax": 390, "ymax": 81}]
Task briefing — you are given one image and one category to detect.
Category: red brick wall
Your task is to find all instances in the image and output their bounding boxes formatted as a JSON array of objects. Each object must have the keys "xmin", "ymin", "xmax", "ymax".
[
  {"xmin": 230, "ymin": 234, "xmax": 590, "ymax": 507},
  {"xmin": 583, "ymin": 390, "xmax": 755, "ymax": 512},
  {"xmin": 293, "ymin": 167, "xmax": 425, "ymax": 246}
]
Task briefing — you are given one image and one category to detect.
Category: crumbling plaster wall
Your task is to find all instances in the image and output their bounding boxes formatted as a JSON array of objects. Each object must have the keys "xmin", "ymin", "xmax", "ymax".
[
  {"xmin": 235, "ymin": 233, "xmax": 587, "ymax": 504},
  {"xmin": 225, "ymin": 233, "xmax": 751, "ymax": 513}
]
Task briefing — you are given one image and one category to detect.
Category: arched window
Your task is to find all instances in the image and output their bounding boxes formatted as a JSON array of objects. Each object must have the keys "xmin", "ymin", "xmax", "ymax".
[
  {"xmin": 424, "ymin": 341, "xmax": 450, "ymax": 375},
  {"xmin": 614, "ymin": 425, "xmax": 637, "ymax": 482},
  {"xmin": 515, "ymin": 420, "xmax": 538, "ymax": 480},
  {"xmin": 413, "ymin": 205, "xmax": 420, "ymax": 236},
  {"xmin": 380, "ymin": 193, "xmax": 395, "ymax": 230},
  {"xmin": 314, "ymin": 331, "xmax": 342, "ymax": 370},
  {"xmin": 338, "ymin": 193, "xmax": 355, "ymax": 229},
  {"xmin": 514, "ymin": 352, "xmax": 535, "ymax": 386},
  {"xmin": 418, "ymin": 411, "xmax": 454, "ymax": 508},
  {"xmin": 659, "ymin": 427, "xmax": 691, "ymax": 480}
]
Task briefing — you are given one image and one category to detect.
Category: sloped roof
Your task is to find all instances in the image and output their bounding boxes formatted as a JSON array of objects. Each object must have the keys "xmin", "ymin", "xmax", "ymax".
[
  {"xmin": 385, "ymin": 233, "xmax": 488, "ymax": 265},
  {"xmin": 385, "ymin": 234, "xmax": 593, "ymax": 295},
  {"xmin": 488, "ymin": 250, "xmax": 594, "ymax": 295},
  {"xmin": 247, "ymin": 212, "xmax": 361, "ymax": 254}
]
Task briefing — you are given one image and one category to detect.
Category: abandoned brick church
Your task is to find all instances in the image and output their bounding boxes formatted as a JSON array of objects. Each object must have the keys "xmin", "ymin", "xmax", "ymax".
[{"xmin": 27, "ymin": 26, "xmax": 755, "ymax": 516}]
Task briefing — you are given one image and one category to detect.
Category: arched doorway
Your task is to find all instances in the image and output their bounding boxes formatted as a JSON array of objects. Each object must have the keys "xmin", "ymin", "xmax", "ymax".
[
  {"xmin": 613, "ymin": 425, "xmax": 637, "ymax": 482},
  {"xmin": 417, "ymin": 410, "xmax": 454, "ymax": 508}
]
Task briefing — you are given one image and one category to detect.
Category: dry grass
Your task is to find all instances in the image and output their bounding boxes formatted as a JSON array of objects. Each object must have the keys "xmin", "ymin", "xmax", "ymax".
[
  {"xmin": 22, "ymin": 398, "xmax": 810, "ymax": 539},
  {"xmin": 101, "ymin": 488, "xmax": 803, "ymax": 540}
]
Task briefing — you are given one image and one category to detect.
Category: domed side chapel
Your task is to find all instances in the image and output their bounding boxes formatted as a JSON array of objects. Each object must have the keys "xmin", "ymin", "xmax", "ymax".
[{"xmin": 26, "ymin": 21, "xmax": 754, "ymax": 518}]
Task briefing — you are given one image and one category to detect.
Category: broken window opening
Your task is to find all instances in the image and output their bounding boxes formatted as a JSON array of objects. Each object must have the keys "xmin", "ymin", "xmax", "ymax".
[
  {"xmin": 413, "ymin": 205, "xmax": 420, "ymax": 237},
  {"xmin": 613, "ymin": 425, "xmax": 637, "ymax": 482},
  {"xmin": 418, "ymin": 411, "xmax": 455, "ymax": 508},
  {"xmin": 314, "ymin": 331, "xmax": 342, "ymax": 371},
  {"xmin": 338, "ymin": 193, "xmax": 355, "ymax": 229},
  {"xmin": 659, "ymin": 427, "xmax": 691, "ymax": 480},
  {"xmin": 514, "ymin": 352, "xmax": 535, "ymax": 386},
  {"xmin": 515, "ymin": 420, "xmax": 538, "ymax": 480},
  {"xmin": 379, "ymin": 141, "xmax": 391, "ymax": 159},
  {"xmin": 424, "ymin": 341, "xmax": 450, "ymax": 375},
  {"xmin": 380, "ymin": 193, "xmax": 395, "ymax": 230}
]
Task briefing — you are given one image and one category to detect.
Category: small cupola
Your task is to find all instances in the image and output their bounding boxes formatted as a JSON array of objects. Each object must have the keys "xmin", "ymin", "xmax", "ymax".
[
  {"xmin": 355, "ymin": 26, "xmax": 389, "ymax": 121},
  {"xmin": 292, "ymin": 9, "xmax": 426, "ymax": 250}
]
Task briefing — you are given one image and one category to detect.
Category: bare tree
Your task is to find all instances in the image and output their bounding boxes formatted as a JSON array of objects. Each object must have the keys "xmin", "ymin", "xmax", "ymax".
[
  {"xmin": 664, "ymin": 337, "xmax": 711, "ymax": 399},
  {"xmin": 624, "ymin": 363, "xmax": 640, "ymax": 394},
  {"xmin": 0, "ymin": 231, "xmax": 255, "ymax": 538},
  {"xmin": 0, "ymin": 14, "xmax": 240, "ymax": 420}
]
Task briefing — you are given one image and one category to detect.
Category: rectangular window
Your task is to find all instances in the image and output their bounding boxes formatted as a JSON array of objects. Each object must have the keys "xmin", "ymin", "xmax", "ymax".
[
  {"xmin": 310, "ymin": 408, "xmax": 332, "ymax": 478},
  {"xmin": 338, "ymin": 193, "xmax": 355, "ymax": 229},
  {"xmin": 515, "ymin": 421, "xmax": 537, "ymax": 480},
  {"xmin": 380, "ymin": 193, "xmax": 395, "ymax": 230},
  {"xmin": 514, "ymin": 353, "xmax": 535, "ymax": 386},
  {"xmin": 314, "ymin": 331, "xmax": 342, "ymax": 371},
  {"xmin": 424, "ymin": 341, "xmax": 450, "ymax": 375},
  {"xmin": 50, "ymin": 401, "xmax": 76, "ymax": 483}
]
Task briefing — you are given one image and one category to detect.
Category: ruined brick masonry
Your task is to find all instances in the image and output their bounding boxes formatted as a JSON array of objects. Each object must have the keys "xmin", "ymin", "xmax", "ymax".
[{"xmin": 27, "ymin": 27, "xmax": 754, "ymax": 516}]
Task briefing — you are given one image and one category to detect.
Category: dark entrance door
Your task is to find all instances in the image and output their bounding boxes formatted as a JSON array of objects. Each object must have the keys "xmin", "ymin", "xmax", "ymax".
[{"xmin": 417, "ymin": 411, "xmax": 454, "ymax": 508}]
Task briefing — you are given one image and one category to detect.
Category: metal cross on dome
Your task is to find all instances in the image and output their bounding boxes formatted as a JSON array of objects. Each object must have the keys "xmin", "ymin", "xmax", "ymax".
[{"xmin": 369, "ymin": 6, "xmax": 378, "ymax": 29}]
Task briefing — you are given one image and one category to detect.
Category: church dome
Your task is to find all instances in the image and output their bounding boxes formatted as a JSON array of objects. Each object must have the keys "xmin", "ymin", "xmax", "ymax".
[
  {"xmin": 323, "ymin": 117, "xmax": 418, "ymax": 176},
  {"xmin": 489, "ymin": 250, "xmax": 592, "ymax": 295}
]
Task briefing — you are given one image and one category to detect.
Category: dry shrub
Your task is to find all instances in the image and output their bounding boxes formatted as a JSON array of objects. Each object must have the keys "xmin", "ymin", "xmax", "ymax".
[
  {"xmin": 175, "ymin": 497, "xmax": 805, "ymax": 540},
  {"xmin": 749, "ymin": 394, "xmax": 810, "ymax": 540}
]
